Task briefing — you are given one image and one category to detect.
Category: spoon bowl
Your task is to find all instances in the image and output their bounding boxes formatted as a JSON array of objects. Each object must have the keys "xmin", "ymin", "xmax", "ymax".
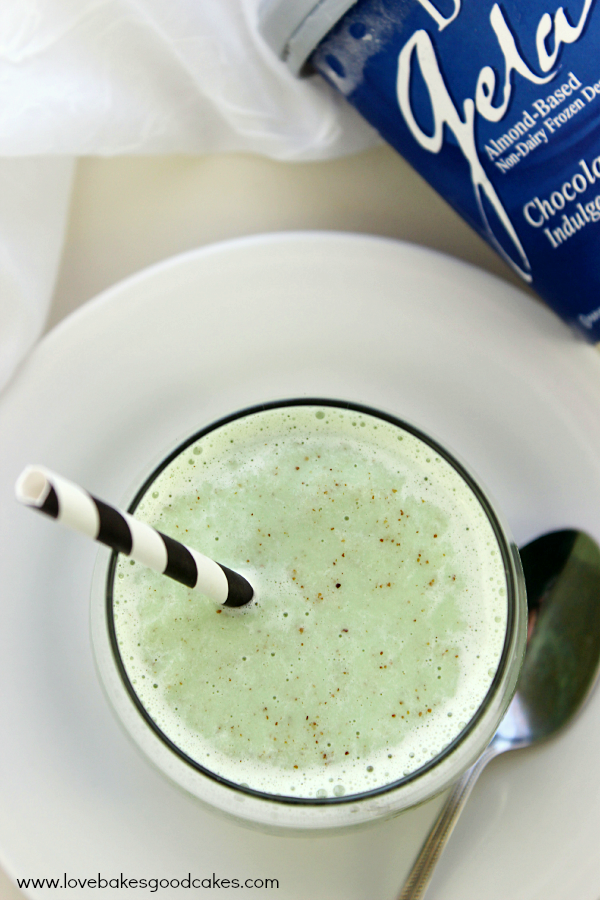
[{"xmin": 399, "ymin": 529, "xmax": 600, "ymax": 899}]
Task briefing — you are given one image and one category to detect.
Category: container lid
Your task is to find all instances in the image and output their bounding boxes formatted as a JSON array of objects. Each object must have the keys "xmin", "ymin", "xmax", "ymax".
[{"xmin": 258, "ymin": 0, "xmax": 359, "ymax": 75}]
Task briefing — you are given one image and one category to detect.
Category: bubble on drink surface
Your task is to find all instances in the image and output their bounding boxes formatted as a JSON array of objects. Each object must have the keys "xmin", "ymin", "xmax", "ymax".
[{"xmin": 113, "ymin": 404, "xmax": 508, "ymax": 800}]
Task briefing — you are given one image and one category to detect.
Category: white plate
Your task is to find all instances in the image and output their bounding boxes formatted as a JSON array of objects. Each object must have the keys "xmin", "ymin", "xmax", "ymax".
[{"xmin": 1, "ymin": 233, "xmax": 600, "ymax": 900}]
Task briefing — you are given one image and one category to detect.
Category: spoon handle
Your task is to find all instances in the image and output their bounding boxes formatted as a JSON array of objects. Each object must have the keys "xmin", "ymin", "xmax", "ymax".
[{"xmin": 397, "ymin": 742, "xmax": 500, "ymax": 900}]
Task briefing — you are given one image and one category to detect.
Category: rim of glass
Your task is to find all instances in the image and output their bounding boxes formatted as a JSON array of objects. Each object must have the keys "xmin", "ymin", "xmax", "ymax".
[{"xmin": 105, "ymin": 397, "xmax": 518, "ymax": 806}]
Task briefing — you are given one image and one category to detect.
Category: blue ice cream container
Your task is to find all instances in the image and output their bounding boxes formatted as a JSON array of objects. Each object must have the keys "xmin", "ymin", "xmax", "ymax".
[{"xmin": 259, "ymin": 0, "xmax": 600, "ymax": 343}]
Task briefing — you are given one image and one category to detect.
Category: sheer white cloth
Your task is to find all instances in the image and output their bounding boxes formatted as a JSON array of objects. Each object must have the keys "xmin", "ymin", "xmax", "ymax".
[{"xmin": 0, "ymin": 0, "xmax": 377, "ymax": 391}]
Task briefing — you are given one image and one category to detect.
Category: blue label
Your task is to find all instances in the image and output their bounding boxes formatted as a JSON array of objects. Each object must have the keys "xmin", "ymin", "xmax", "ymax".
[{"xmin": 312, "ymin": 0, "xmax": 600, "ymax": 341}]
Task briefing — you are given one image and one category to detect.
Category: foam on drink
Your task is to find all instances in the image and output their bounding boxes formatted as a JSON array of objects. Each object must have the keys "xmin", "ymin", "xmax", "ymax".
[{"xmin": 112, "ymin": 404, "xmax": 508, "ymax": 799}]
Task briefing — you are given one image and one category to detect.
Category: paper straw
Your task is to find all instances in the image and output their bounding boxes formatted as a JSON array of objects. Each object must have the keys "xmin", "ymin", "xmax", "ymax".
[{"xmin": 15, "ymin": 465, "xmax": 254, "ymax": 608}]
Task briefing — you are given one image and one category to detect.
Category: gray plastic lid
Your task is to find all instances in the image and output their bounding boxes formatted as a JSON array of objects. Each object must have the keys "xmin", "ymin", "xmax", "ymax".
[{"xmin": 258, "ymin": 0, "xmax": 359, "ymax": 75}]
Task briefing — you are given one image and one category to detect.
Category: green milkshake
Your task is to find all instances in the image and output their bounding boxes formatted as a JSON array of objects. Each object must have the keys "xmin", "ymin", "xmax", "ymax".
[{"xmin": 109, "ymin": 401, "xmax": 510, "ymax": 802}]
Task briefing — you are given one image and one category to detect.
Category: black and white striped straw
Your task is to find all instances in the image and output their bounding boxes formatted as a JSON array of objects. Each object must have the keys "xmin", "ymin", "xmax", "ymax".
[{"xmin": 15, "ymin": 465, "xmax": 254, "ymax": 608}]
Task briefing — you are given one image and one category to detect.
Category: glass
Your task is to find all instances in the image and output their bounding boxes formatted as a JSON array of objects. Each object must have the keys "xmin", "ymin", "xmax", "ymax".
[{"xmin": 91, "ymin": 399, "xmax": 526, "ymax": 832}]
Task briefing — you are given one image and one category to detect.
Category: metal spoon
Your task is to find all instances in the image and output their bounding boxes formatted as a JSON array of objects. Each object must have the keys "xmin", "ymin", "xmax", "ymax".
[{"xmin": 399, "ymin": 529, "xmax": 600, "ymax": 900}]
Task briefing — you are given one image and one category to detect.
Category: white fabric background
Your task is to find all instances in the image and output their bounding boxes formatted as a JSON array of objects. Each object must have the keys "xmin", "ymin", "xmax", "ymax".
[{"xmin": 0, "ymin": 0, "xmax": 378, "ymax": 391}]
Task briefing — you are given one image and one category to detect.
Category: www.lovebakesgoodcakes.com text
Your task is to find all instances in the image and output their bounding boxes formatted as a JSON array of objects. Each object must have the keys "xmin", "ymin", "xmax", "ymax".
[{"xmin": 16, "ymin": 873, "xmax": 280, "ymax": 893}]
